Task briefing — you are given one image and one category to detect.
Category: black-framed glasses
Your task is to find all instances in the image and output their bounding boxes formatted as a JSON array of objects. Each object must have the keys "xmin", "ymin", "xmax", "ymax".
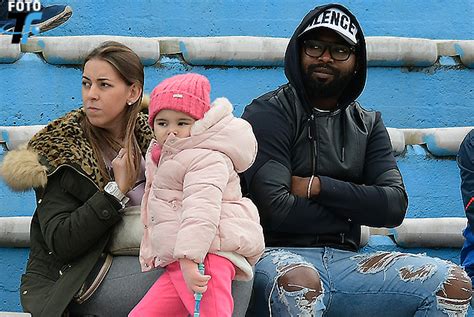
[{"xmin": 303, "ymin": 40, "xmax": 355, "ymax": 61}]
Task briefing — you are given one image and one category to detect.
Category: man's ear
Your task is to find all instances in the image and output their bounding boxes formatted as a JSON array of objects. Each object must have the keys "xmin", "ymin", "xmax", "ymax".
[
  {"xmin": 352, "ymin": 46, "xmax": 360, "ymax": 74},
  {"xmin": 354, "ymin": 61, "xmax": 360, "ymax": 74}
]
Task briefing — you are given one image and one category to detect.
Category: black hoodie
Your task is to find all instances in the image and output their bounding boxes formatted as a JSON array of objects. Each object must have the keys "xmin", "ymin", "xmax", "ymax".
[
  {"xmin": 242, "ymin": 4, "xmax": 407, "ymax": 250},
  {"xmin": 285, "ymin": 3, "xmax": 367, "ymax": 112}
]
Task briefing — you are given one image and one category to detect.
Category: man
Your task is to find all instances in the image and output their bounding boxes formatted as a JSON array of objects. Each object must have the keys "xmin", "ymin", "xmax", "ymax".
[
  {"xmin": 459, "ymin": 130, "xmax": 474, "ymax": 287},
  {"xmin": 241, "ymin": 3, "xmax": 472, "ymax": 316}
]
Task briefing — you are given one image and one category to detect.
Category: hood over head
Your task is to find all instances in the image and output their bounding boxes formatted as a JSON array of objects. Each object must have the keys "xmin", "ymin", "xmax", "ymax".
[
  {"xmin": 163, "ymin": 97, "xmax": 257, "ymax": 173},
  {"xmin": 284, "ymin": 3, "xmax": 367, "ymax": 112}
]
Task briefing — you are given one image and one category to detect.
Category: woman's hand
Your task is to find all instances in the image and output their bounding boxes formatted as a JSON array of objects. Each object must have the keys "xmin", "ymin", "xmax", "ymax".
[
  {"xmin": 179, "ymin": 258, "xmax": 211, "ymax": 294},
  {"xmin": 111, "ymin": 148, "xmax": 130, "ymax": 193}
]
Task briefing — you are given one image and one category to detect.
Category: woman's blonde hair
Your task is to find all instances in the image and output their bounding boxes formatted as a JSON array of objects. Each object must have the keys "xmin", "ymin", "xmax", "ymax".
[{"xmin": 81, "ymin": 41, "xmax": 144, "ymax": 190}]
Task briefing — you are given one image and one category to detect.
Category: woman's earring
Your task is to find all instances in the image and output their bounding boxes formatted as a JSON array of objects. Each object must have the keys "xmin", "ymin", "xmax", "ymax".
[{"xmin": 127, "ymin": 101, "xmax": 133, "ymax": 106}]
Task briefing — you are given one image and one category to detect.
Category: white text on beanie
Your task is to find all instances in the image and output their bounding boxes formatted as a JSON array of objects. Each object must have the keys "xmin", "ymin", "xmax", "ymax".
[{"xmin": 300, "ymin": 8, "xmax": 358, "ymax": 45}]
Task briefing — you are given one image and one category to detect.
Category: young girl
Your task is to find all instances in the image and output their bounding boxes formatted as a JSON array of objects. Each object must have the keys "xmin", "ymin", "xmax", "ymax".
[{"xmin": 129, "ymin": 73, "xmax": 265, "ymax": 317}]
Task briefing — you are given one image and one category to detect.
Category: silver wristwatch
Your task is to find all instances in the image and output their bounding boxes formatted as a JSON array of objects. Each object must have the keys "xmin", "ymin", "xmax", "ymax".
[{"xmin": 104, "ymin": 181, "xmax": 129, "ymax": 208}]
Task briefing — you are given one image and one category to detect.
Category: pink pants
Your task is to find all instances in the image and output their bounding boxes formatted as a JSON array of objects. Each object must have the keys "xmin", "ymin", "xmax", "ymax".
[{"xmin": 129, "ymin": 254, "xmax": 236, "ymax": 317}]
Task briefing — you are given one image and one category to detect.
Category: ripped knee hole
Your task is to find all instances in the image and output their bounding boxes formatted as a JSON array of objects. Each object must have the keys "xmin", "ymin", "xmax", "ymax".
[
  {"xmin": 277, "ymin": 265, "xmax": 323, "ymax": 301},
  {"xmin": 436, "ymin": 266, "xmax": 472, "ymax": 303}
]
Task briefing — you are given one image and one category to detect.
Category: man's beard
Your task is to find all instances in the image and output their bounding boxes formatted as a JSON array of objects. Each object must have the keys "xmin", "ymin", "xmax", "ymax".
[{"xmin": 302, "ymin": 64, "xmax": 353, "ymax": 100}]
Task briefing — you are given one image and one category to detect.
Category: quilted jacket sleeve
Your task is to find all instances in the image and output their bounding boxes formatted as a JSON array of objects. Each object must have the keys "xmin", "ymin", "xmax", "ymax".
[{"xmin": 36, "ymin": 167, "xmax": 123, "ymax": 262}]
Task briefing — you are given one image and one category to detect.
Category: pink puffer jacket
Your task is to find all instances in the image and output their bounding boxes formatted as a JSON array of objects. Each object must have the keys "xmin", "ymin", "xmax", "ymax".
[{"xmin": 139, "ymin": 97, "xmax": 264, "ymax": 280}]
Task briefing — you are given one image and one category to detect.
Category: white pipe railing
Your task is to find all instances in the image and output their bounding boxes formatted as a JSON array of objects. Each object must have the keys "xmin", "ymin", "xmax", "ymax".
[
  {"xmin": 366, "ymin": 37, "xmax": 437, "ymax": 67},
  {"xmin": 0, "ymin": 217, "xmax": 31, "ymax": 247},
  {"xmin": 400, "ymin": 127, "xmax": 474, "ymax": 156},
  {"xmin": 390, "ymin": 217, "xmax": 466, "ymax": 248},
  {"xmin": 2, "ymin": 125, "xmax": 472, "ymax": 156},
  {"xmin": 0, "ymin": 36, "xmax": 471, "ymax": 67},
  {"xmin": 21, "ymin": 35, "xmax": 161, "ymax": 66},
  {"xmin": 0, "ymin": 125, "xmax": 44, "ymax": 151},
  {"xmin": 177, "ymin": 36, "xmax": 288, "ymax": 66},
  {"xmin": 436, "ymin": 40, "xmax": 474, "ymax": 68},
  {"xmin": 0, "ymin": 36, "xmax": 21, "ymax": 63},
  {"xmin": 0, "ymin": 216, "xmax": 466, "ymax": 249}
]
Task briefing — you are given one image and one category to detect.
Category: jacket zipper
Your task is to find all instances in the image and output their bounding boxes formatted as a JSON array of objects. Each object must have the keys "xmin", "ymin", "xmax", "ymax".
[
  {"xmin": 308, "ymin": 112, "xmax": 317, "ymax": 175},
  {"xmin": 310, "ymin": 110, "xmax": 347, "ymax": 246},
  {"xmin": 46, "ymin": 164, "xmax": 101, "ymax": 276}
]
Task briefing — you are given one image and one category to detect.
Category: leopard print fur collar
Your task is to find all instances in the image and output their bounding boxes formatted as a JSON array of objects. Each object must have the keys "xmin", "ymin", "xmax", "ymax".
[{"xmin": 26, "ymin": 108, "xmax": 153, "ymax": 189}]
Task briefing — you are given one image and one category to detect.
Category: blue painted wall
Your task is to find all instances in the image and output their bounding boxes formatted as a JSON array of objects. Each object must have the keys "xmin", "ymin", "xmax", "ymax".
[
  {"xmin": 43, "ymin": 0, "xmax": 474, "ymax": 40},
  {"xmin": 1, "ymin": 0, "xmax": 473, "ymax": 312}
]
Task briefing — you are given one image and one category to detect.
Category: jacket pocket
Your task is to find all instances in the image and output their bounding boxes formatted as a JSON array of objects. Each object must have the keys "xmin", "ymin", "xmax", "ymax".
[{"xmin": 20, "ymin": 272, "xmax": 56, "ymax": 315}]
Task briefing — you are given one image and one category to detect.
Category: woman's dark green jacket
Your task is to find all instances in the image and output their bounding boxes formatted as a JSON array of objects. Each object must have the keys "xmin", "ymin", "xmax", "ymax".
[{"xmin": 0, "ymin": 109, "xmax": 153, "ymax": 316}]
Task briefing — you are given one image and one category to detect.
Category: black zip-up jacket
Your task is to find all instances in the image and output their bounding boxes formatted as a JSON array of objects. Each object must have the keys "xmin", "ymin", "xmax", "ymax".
[{"xmin": 241, "ymin": 4, "xmax": 407, "ymax": 251}]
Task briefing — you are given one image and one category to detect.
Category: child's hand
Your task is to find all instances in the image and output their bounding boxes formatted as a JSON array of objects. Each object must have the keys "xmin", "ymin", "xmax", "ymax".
[{"xmin": 179, "ymin": 258, "xmax": 211, "ymax": 294}]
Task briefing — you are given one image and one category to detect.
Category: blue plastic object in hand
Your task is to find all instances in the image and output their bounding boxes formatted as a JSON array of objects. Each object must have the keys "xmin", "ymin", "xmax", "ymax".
[{"xmin": 194, "ymin": 263, "xmax": 205, "ymax": 317}]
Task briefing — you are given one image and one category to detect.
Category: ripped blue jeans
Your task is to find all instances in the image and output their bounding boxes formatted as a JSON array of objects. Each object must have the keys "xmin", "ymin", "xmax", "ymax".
[{"xmin": 247, "ymin": 248, "xmax": 472, "ymax": 317}]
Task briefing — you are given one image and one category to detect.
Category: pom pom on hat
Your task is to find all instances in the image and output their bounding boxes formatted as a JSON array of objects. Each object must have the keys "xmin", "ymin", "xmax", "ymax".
[{"xmin": 148, "ymin": 73, "xmax": 211, "ymax": 126}]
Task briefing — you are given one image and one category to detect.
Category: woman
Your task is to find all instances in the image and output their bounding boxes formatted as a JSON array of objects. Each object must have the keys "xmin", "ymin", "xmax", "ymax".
[
  {"xmin": 0, "ymin": 41, "xmax": 254, "ymax": 317},
  {"xmin": 0, "ymin": 41, "xmax": 157, "ymax": 316}
]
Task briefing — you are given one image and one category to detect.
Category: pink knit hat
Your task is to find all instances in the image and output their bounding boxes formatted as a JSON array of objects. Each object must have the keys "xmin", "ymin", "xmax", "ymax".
[{"xmin": 148, "ymin": 73, "xmax": 211, "ymax": 126}]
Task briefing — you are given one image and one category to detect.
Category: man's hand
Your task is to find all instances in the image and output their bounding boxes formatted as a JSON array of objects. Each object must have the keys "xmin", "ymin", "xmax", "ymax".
[
  {"xmin": 291, "ymin": 176, "xmax": 321, "ymax": 198},
  {"xmin": 179, "ymin": 258, "xmax": 211, "ymax": 294},
  {"xmin": 291, "ymin": 176, "xmax": 309, "ymax": 197}
]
